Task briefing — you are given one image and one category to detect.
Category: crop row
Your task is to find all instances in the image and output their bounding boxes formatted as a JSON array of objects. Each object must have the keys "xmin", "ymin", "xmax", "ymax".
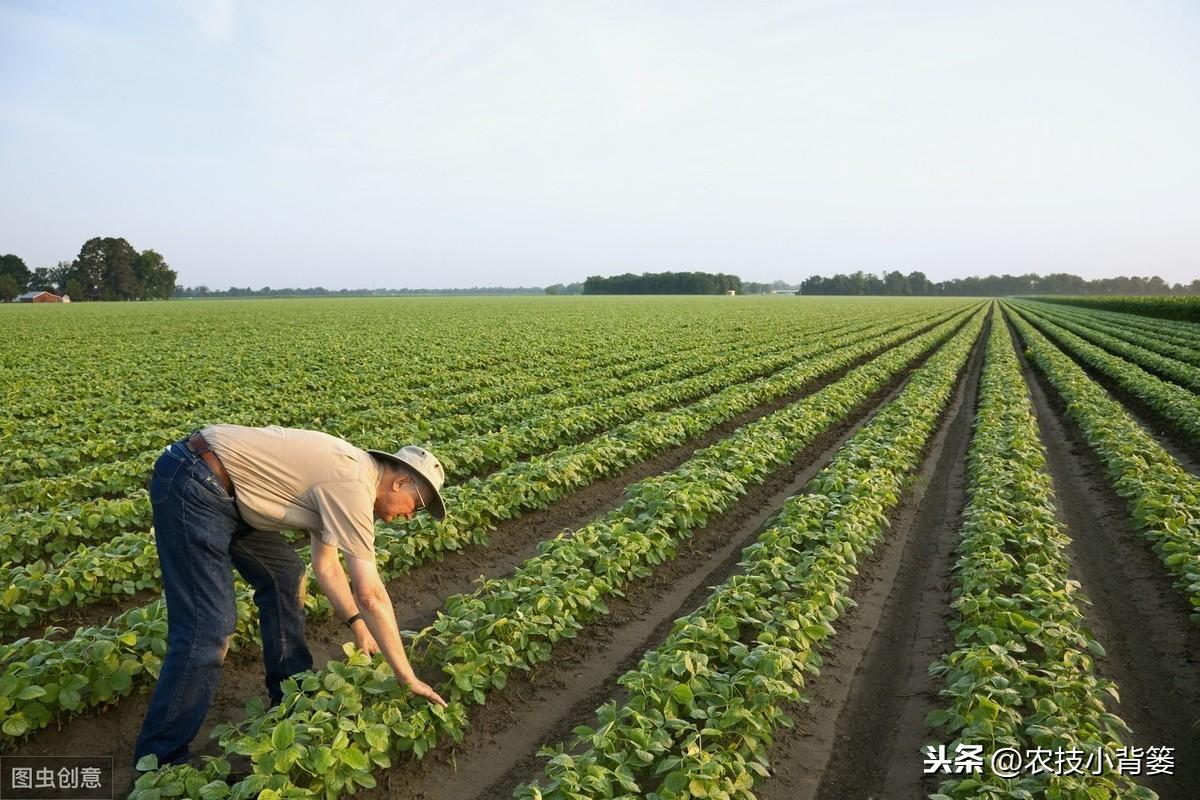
[
  {"xmin": 12, "ymin": 308, "xmax": 946, "ymax": 508},
  {"xmin": 0, "ymin": 326, "xmax": 803, "ymax": 554},
  {"xmin": 1030, "ymin": 295, "xmax": 1200, "ymax": 324},
  {"xmin": 0, "ymin": 309, "xmax": 901, "ymax": 557},
  {"xmin": 0, "ymin": 298, "xmax": 701, "ymax": 427},
  {"xmin": 4, "ymin": 297, "xmax": 859, "ymax": 479},
  {"xmin": 512, "ymin": 301, "xmax": 985, "ymax": 800},
  {"xmin": 1009, "ymin": 305, "xmax": 1200, "ymax": 444},
  {"xmin": 0, "ymin": 309, "xmax": 961, "ymax": 629},
  {"xmin": 1010, "ymin": 301, "xmax": 1200, "ymax": 393},
  {"xmin": 0, "ymin": 307, "xmax": 979, "ymax": 741},
  {"xmin": 124, "ymin": 305, "xmax": 987, "ymax": 799},
  {"xmin": 1, "ymin": 310, "xmax": 824, "ymax": 491},
  {"xmin": 926, "ymin": 316, "xmax": 1152, "ymax": 799},
  {"xmin": 1017, "ymin": 301, "xmax": 1200, "ymax": 369},
  {"xmin": 5, "ymin": 299, "xmax": 925, "ymax": 474},
  {"xmin": 1006, "ymin": 306, "xmax": 1200, "ymax": 621},
  {"xmin": 1028, "ymin": 300, "xmax": 1200, "ymax": 348},
  {"xmin": 1058, "ymin": 304, "xmax": 1200, "ymax": 351}
]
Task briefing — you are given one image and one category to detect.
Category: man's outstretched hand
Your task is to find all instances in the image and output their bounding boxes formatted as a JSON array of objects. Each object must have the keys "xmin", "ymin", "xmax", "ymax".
[
  {"xmin": 405, "ymin": 676, "xmax": 448, "ymax": 708},
  {"xmin": 351, "ymin": 625, "xmax": 380, "ymax": 656}
]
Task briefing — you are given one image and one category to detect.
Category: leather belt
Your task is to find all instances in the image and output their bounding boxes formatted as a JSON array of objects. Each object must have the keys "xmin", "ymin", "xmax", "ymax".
[{"xmin": 187, "ymin": 433, "xmax": 235, "ymax": 497}]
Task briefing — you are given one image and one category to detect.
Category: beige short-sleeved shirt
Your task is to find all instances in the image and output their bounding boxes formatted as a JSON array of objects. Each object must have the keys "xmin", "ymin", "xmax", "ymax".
[{"xmin": 202, "ymin": 424, "xmax": 381, "ymax": 560}]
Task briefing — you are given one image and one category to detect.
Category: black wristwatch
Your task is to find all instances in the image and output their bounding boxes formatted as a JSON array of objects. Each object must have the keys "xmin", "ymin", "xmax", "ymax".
[{"xmin": 346, "ymin": 613, "xmax": 363, "ymax": 628}]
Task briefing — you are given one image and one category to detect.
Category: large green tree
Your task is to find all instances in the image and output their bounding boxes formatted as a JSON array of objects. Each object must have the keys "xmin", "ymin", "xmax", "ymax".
[
  {"xmin": 64, "ymin": 237, "xmax": 176, "ymax": 300},
  {"xmin": 72, "ymin": 237, "xmax": 138, "ymax": 300},
  {"xmin": 0, "ymin": 275, "xmax": 21, "ymax": 302},
  {"xmin": 0, "ymin": 254, "xmax": 31, "ymax": 292},
  {"xmin": 133, "ymin": 249, "xmax": 177, "ymax": 299}
]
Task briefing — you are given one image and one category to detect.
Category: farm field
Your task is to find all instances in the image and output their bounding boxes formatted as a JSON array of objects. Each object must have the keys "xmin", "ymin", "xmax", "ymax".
[{"xmin": 2, "ymin": 295, "xmax": 1199, "ymax": 800}]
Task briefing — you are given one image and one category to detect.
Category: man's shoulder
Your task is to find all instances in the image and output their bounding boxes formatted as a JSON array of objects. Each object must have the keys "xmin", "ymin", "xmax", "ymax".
[{"xmin": 287, "ymin": 429, "xmax": 377, "ymax": 484}]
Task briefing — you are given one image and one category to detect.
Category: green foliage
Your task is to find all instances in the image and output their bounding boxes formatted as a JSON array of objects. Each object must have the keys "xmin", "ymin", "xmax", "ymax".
[
  {"xmin": 1009, "ymin": 303, "xmax": 1200, "ymax": 443},
  {"xmin": 1006, "ymin": 306, "xmax": 1200, "ymax": 620},
  {"xmin": 1012, "ymin": 300, "xmax": 1200, "ymax": 395},
  {"xmin": 583, "ymin": 271, "xmax": 742, "ymax": 295},
  {"xmin": 927, "ymin": 318, "xmax": 1154, "ymax": 798},
  {"xmin": 1017, "ymin": 301, "xmax": 1200, "ymax": 369},
  {"xmin": 45, "ymin": 236, "xmax": 177, "ymax": 301},
  {"xmin": 0, "ymin": 253, "xmax": 32, "ymax": 294},
  {"xmin": 124, "ymin": 304, "xmax": 986, "ymax": 797},
  {"xmin": 1032, "ymin": 295, "xmax": 1200, "ymax": 323},
  {"xmin": 0, "ymin": 298, "xmax": 976, "ymax": 741},
  {"xmin": 515, "ymin": 307, "xmax": 986, "ymax": 799},
  {"xmin": 0, "ymin": 275, "xmax": 21, "ymax": 302},
  {"xmin": 0, "ymin": 307, "xmax": 966, "ymax": 633}
]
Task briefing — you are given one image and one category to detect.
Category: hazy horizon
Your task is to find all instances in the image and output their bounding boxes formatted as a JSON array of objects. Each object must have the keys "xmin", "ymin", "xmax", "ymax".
[{"xmin": 3, "ymin": 1, "xmax": 1198, "ymax": 290}]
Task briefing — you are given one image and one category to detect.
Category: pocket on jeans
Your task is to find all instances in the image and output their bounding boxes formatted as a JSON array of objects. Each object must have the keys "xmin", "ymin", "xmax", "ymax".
[
  {"xmin": 149, "ymin": 450, "xmax": 186, "ymax": 506},
  {"xmin": 191, "ymin": 464, "xmax": 235, "ymax": 503}
]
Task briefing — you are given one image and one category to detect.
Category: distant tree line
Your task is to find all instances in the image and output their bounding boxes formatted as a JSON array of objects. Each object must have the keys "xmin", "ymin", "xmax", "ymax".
[
  {"xmin": 582, "ymin": 271, "xmax": 743, "ymax": 294},
  {"xmin": 0, "ymin": 238, "xmax": 176, "ymax": 301},
  {"xmin": 543, "ymin": 282, "xmax": 585, "ymax": 295},
  {"xmin": 799, "ymin": 270, "xmax": 1200, "ymax": 296}
]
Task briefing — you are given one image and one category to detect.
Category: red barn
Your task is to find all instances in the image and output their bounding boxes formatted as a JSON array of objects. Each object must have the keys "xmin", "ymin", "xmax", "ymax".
[{"xmin": 16, "ymin": 291, "xmax": 63, "ymax": 303}]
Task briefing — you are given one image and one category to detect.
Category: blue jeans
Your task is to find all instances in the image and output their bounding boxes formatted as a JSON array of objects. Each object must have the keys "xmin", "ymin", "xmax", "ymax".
[{"xmin": 133, "ymin": 438, "xmax": 313, "ymax": 766}]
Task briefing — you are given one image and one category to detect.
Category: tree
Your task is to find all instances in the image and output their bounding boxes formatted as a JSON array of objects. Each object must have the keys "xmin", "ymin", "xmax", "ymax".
[
  {"xmin": 906, "ymin": 271, "xmax": 931, "ymax": 295},
  {"xmin": 884, "ymin": 270, "xmax": 910, "ymax": 295},
  {"xmin": 71, "ymin": 237, "xmax": 138, "ymax": 300},
  {"xmin": 0, "ymin": 254, "xmax": 31, "ymax": 292},
  {"xmin": 133, "ymin": 249, "xmax": 177, "ymax": 299},
  {"xmin": 64, "ymin": 238, "xmax": 175, "ymax": 300},
  {"xmin": 28, "ymin": 267, "xmax": 58, "ymax": 292},
  {"xmin": 49, "ymin": 261, "xmax": 73, "ymax": 293},
  {"xmin": 65, "ymin": 276, "xmax": 87, "ymax": 301},
  {"xmin": 582, "ymin": 271, "xmax": 743, "ymax": 295},
  {"xmin": 0, "ymin": 275, "xmax": 20, "ymax": 302},
  {"xmin": 800, "ymin": 274, "xmax": 828, "ymax": 294}
]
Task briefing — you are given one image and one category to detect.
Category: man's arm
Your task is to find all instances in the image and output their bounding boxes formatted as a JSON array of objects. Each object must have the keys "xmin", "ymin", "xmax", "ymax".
[
  {"xmin": 310, "ymin": 535, "xmax": 446, "ymax": 707},
  {"xmin": 309, "ymin": 534, "xmax": 362, "ymax": 624}
]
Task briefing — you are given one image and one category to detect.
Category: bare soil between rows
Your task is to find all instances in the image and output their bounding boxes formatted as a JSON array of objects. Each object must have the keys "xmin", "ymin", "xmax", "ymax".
[
  {"xmin": 1011, "ymin": 315, "xmax": 1200, "ymax": 799},
  {"xmin": 14, "ymin": 317, "xmax": 960, "ymax": 797}
]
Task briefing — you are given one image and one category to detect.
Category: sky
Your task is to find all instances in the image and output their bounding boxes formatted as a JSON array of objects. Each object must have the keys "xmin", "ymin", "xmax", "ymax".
[{"xmin": 2, "ymin": 1, "xmax": 1198, "ymax": 290}]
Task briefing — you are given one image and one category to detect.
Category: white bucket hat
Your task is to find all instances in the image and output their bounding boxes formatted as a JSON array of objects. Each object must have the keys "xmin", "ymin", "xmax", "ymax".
[{"xmin": 366, "ymin": 445, "xmax": 447, "ymax": 521}]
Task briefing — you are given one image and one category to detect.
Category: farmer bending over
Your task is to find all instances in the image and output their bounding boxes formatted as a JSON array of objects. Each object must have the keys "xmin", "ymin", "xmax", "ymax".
[{"xmin": 134, "ymin": 424, "xmax": 448, "ymax": 768}]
